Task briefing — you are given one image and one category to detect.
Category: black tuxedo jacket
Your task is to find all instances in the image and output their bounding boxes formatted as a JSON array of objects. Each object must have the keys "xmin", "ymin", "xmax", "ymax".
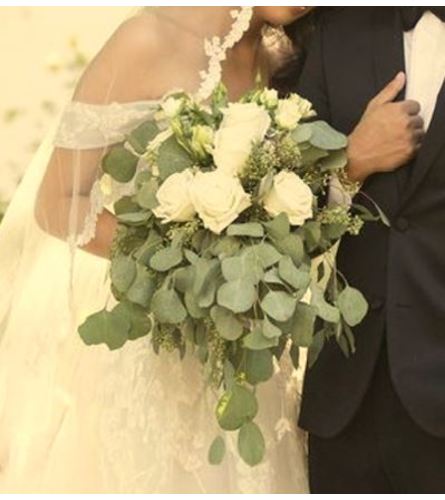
[{"xmin": 296, "ymin": 7, "xmax": 445, "ymax": 438}]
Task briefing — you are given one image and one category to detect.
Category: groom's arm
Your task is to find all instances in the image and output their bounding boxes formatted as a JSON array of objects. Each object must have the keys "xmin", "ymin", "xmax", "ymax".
[{"xmin": 296, "ymin": 17, "xmax": 424, "ymax": 183}]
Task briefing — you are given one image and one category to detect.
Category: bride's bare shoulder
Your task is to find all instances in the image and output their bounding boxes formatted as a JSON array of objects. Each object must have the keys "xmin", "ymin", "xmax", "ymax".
[{"xmin": 75, "ymin": 13, "xmax": 171, "ymax": 102}]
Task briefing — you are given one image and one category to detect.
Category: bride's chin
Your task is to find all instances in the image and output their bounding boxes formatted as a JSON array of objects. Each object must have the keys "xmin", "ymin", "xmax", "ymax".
[{"xmin": 255, "ymin": 6, "xmax": 315, "ymax": 27}]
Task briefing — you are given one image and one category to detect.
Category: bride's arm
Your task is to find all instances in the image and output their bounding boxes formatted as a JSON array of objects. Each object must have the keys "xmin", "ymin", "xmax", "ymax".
[{"xmin": 35, "ymin": 15, "xmax": 163, "ymax": 259}]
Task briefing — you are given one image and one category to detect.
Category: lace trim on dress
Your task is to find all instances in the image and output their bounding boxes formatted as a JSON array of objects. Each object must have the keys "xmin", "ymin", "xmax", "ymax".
[{"xmin": 196, "ymin": 7, "xmax": 254, "ymax": 102}]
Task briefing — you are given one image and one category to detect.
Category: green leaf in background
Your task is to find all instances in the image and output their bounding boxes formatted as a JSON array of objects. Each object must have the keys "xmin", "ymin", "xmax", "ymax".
[
  {"xmin": 157, "ymin": 135, "xmax": 194, "ymax": 180},
  {"xmin": 289, "ymin": 303, "xmax": 317, "ymax": 347},
  {"xmin": 244, "ymin": 349, "xmax": 274, "ymax": 385},
  {"xmin": 126, "ymin": 265, "xmax": 156, "ymax": 308},
  {"xmin": 208, "ymin": 436, "xmax": 226, "ymax": 466},
  {"xmin": 260, "ymin": 291, "xmax": 297, "ymax": 323},
  {"xmin": 110, "ymin": 255, "xmax": 137, "ymax": 294},
  {"xmin": 309, "ymin": 121, "xmax": 348, "ymax": 150},
  {"xmin": 114, "ymin": 196, "xmax": 140, "ymax": 216},
  {"xmin": 136, "ymin": 179, "xmax": 159, "ymax": 210},
  {"xmin": 78, "ymin": 309, "xmax": 130, "ymax": 351},
  {"xmin": 217, "ymin": 280, "xmax": 257, "ymax": 314},
  {"xmin": 210, "ymin": 305, "xmax": 244, "ymax": 341},
  {"xmin": 303, "ymin": 221, "xmax": 322, "ymax": 252},
  {"xmin": 150, "ymin": 246, "xmax": 183, "ymax": 272},
  {"xmin": 113, "ymin": 301, "xmax": 152, "ymax": 341},
  {"xmin": 128, "ymin": 120, "xmax": 160, "ymax": 155},
  {"xmin": 337, "ymin": 286, "xmax": 369, "ymax": 327},
  {"xmin": 263, "ymin": 213, "xmax": 290, "ymax": 241},
  {"xmin": 151, "ymin": 288, "xmax": 187, "ymax": 324},
  {"xmin": 209, "ymin": 236, "xmax": 241, "ymax": 259},
  {"xmin": 262, "ymin": 267, "xmax": 286, "ymax": 286},
  {"xmin": 312, "ymin": 286, "xmax": 341, "ymax": 324},
  {"xmin": 173, "ymin": 266, "xmax": 195, "ymax": 294},
  {"xmin": 300, "ymin": 145, "xmax": 329, "ymax": 164},
  {"xmin": 216, "ymin": 384, "xmax": 258, "ymax": 431},
  {"xmin": 278, "ymin": 256, "xmax": 311, "ymax": 291},
  {"xmin": 243, "ymin": 322, "xmax": 279, "ymax": 351},
  {"xmin": 103, "ymin": 145, "xmax": 139, "ymax": 183},
  {"xmin": 238, "ymin": 422, "xmax": 265, "ymax": 467},
  {"xmin": 227, "ymin": 223, "xmax": 264, "ymax": 238}
]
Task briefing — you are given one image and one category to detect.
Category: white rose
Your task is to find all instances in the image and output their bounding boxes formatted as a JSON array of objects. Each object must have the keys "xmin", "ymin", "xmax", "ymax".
[
  {"xmin": 262, "ymin": 171, "xmax": 313, "ymax": 226},
  {"xmin": 259, "ymin": 88, "xmax": 279, "ymax": 109},
  {"xmin": 213, "ymin": 102, "xmax": 271, "ymax": 176},
  {"xmin": 161, "ymin": 96, "xmax": 183, "ymax": 118},
  {"xmin": 189, "ymin": 171, "xmax": 251, "ymax": 234},
  {"xmin": 275, "ymin": 95, "xmax": 316, "ymax": 130},
  {"xmin": 153, "ymin": 169, "xmax": 196, "ymax": 223}
]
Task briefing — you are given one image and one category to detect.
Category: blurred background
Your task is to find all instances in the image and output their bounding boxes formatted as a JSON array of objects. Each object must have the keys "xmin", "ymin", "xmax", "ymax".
[{"xmin": 0, "ymin": 6, "xmax": 132, "ymax": 221}]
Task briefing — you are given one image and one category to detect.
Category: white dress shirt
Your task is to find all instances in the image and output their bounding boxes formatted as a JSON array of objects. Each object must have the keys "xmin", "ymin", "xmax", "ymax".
[{"xmin": 404, "ymin": 11, "xmax": 445, "ymax": 130}]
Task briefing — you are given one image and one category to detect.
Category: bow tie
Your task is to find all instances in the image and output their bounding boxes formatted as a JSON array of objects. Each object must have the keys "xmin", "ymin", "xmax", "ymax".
[{"xmin": 400, "ymin": 7, "xmax": 445, "ymax": 31}]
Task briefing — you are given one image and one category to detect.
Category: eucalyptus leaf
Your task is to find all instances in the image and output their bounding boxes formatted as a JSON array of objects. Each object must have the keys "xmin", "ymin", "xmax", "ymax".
[
  {"xmin": 185, "ymin": 291, "xmax": 207, "ymax": 319},
  {"xmin": 110, "ymin": 255, "xmax": 136, "ymax": 294},
  {"xmin": 157, "ymin": 135, "xmax": 193, "ymax": 180},
  {"xmin": 208, "ymin": 436, "xmax": 226, "ymax": 466},
  {"xmin": 102, "ymin": 145, "xmax": 138, "ymax": 183},
  {"xmin": 227, "ymin": 223, "xmax": 264, "ymax": 238},
  {"xmin": 78, "ymin": 309, "xmax": 130, "ymax": 351},
  {"xmin": 319, "ymin": 149, "xmax": 348, "ymax": 172},
  {"xmin": 260, "ymin": 291, "xmax": 297, "ymax": 322},
  {"xmin": 113, "ymin": 301, "xmax": 152, "ymax": 341},
  {"xmin": 136, "ymin": 179, "xmax": 159, "ymax": 210},
  {"xmin": 312, "ymin": 286, "xmax": 341, "ymax": 323},
  {"xmin": 216, "ymin": 384, "xmax": 258, "ymax": 431},
  {"xmin": 150, "ymin": 246, "xmax": 183, "ymax": 272},
  {"xmin": 238, "ymin": 422, "xmax": 265, "ymax": 467},
  {"xmin": 263, "ymin": 316, "xmax": 282, "ymax": 339},
  {"xmin": 151, "ymin": 288, "xmax": 187, "ymax": 324},
  {"xmin": 126, "ymin": 265, "xmax": 156, "ymax": 308},
  {"xmin": 246, "ymin": 243, "xmax": 281, "ymax": 269},
  {"xmin": 337, "ymin": 286, "xmax": 369, "ymax": 327},
  {"xmin": 291, "ymin": 123, "xmax": 313, "ymax": 144},
  {"xmin": 289, "ymin": 303, "xmax": 317, "ymax": 347},
  {"xmin": 309, "ymin": 121, "xmax": 348, "ymax": 150},
  {"xmin": 173, "ymin": 266, "xmax": 195, "ymax": 294},
  {"xmin": 134, "ymin": 231, "xmax": 163, "ymax": 265},
  {"xmin": 243, "ymin": 323, "xmax": 279, "ymax": 351},
  {"xmin": 210, "ymin": 305, "xmax": 244, "ymax": 341},
  {"xmin": 278, "ymin": 256, "xmax": 311, "ymax": 290},
  {"xmin": 221, "ymin": 253, "xmax": 263, "ymax": 285},
  {"xmin": 217, "ymin": 280, "xmax": 257, "ymax": 314},
  {"xmin": 117, "ymin": 211, "xmax": 151, "ymax": 225},
  {"xmin": 274, "ymin": 233, "xmax": 304, "ymax": 266},
  {"xmin": 307, "ymin": 330, "xmax": 326, "ymax": 368},
  {"xmin": 264, "ymin": 213, "xmax": 290, "ymax": 240},
  {"xmin": 244, "ymin": 349, "xmax": 274, "ymax": 385},
  {"xmin": 128, "ymin": 120, "xmax": 160, "ymax": 154}
]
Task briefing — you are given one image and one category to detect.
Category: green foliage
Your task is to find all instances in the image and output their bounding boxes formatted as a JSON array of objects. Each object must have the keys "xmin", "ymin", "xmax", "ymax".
[
  {"xmin": 103, "ymin": 145, "xmax": 139, "ymax": 183},
  {"xmin": 238, "ymin": 422, "xmax": 265, "ymax": 467}
]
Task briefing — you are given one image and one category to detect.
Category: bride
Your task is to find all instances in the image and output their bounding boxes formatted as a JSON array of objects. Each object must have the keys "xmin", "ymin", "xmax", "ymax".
[{"xmin": 0, "ymin": 7, "xmax": 314, "ymax": 493}]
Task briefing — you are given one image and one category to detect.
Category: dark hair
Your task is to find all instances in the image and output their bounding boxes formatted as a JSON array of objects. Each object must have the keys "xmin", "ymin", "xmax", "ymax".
[{"xmin": 271, "ymin": 9, "xmax": 324, "ymax": 96}]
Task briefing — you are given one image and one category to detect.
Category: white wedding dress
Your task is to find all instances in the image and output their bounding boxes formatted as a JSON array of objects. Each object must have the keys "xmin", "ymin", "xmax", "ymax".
[{"xmin": 0, "ymin": 7, "xmax": 308, "ymax": 493}]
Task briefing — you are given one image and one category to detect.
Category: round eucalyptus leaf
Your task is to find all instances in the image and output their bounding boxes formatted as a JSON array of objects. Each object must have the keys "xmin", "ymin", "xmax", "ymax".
[
  {"xmin": 245, "ymin": 349, "xmax": 274, "ymax": 385},
  {"xmin": 208, "ymin": 436, "xmax": 226, "ymax": 466},
  {"xmin": 78, "ymin": 309, "xmax": 130, "ymax": 351},
  {"xmin": 309, "ymin": 121, "xmax": 348, "ymax": 150},
  {"xmin": 243, "ymin": 323, "xmax": 279, "ymax": 351},
  {"xmin": 110, "ymin": 255, "xmax": 137, "ymax": 294},
  {"xmin": 217, "ymin": 280, "xmax": 257, "ymax": 314},
  {"xmin": 216, "ymin": 384, "xmax": 258, "ymax": 431},
  {"xmin": 150, "ymin": 246, "xmax": 183, "ymax": 272},
  {"xmin": 102, "ymin": 145, "xmax": 138, "ymax": 183},
  {"xmin": 210, "ymin": 305, "xmax": 244, "ymax": 341},
  {"xmin": 260, "ymin": 291, "xmax": 297, "ymax": 323},
  {"xmin": 128, "ymin": 120, "xmax": 160, "ymax": 154},
  {"xmin": 151, "ymin": 288, "xmax": 187, "ymax": 324},
  {"xmin": 337, "ymin": 286, "xmax": 369, "ymax": 327},
  {"xmin": 113, "ymin": 301, "xmax": 152, "ymax": 341},
  {"xmin": 126, "ymin": 265, "xmax": 156, "ymax": 308},
  {"xmin": 238, "ymin": 422, "xmax": 265, "ymax": 467},
  {"xmin": 227, "ymin": 223, "xmax": 264, "ymax": 238},
  {"xmin": 278, "ymin": 256, "xmax": 311, "ymax": 291}
]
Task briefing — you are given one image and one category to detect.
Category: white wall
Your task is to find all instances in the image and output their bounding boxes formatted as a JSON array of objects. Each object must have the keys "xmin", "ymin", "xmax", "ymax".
[{"xmin": 0, "ymin": 6, "xmax": 131, "ymax": 200}]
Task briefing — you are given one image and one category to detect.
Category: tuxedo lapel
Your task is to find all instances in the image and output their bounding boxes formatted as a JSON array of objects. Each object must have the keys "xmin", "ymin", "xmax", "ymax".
[
  {"xmin": 400, "ymin": 80, "xmax": 445, "ymax": 208},
  {"xmin": 372, "ymin": 9, "xmax": 407, "ymax": 198}
]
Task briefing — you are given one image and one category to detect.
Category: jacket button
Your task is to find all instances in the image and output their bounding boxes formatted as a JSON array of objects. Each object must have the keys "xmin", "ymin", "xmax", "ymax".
[
  {"xmin": 395, "ymin": 217, "xmax": 409, "ymax": 232},
  {"xmin": 370, "ymin": 298, "xmax": 384, "ymax": 311}
]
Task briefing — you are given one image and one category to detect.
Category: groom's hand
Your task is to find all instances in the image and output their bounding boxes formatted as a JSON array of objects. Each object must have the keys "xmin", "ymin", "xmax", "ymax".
[{"xmin": 346, "ymin": 72, "xmax": 424, "ymax": 183}]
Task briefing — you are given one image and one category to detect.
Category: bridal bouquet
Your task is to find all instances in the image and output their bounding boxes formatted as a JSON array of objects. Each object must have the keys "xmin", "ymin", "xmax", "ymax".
[{"xmin": 79, "ymin": 84, "xmax": 369, "ymax": 466}]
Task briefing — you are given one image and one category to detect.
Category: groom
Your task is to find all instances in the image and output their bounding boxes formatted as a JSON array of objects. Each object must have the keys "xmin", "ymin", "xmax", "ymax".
[{"xmin": 294, "ymin": 7, "xmax": 445, "ymax": 493}]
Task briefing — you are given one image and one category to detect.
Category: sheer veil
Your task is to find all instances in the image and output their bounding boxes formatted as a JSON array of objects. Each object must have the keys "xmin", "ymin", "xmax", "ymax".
[{"xmin": 0, "ymin": 7, "xmax": 308, "ymax": 493}]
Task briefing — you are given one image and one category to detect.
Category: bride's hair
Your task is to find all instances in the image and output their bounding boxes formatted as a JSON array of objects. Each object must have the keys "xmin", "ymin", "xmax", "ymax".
[{"xmin": 271, "ymin": 9, "xmax": 327, "ymax": 96}]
